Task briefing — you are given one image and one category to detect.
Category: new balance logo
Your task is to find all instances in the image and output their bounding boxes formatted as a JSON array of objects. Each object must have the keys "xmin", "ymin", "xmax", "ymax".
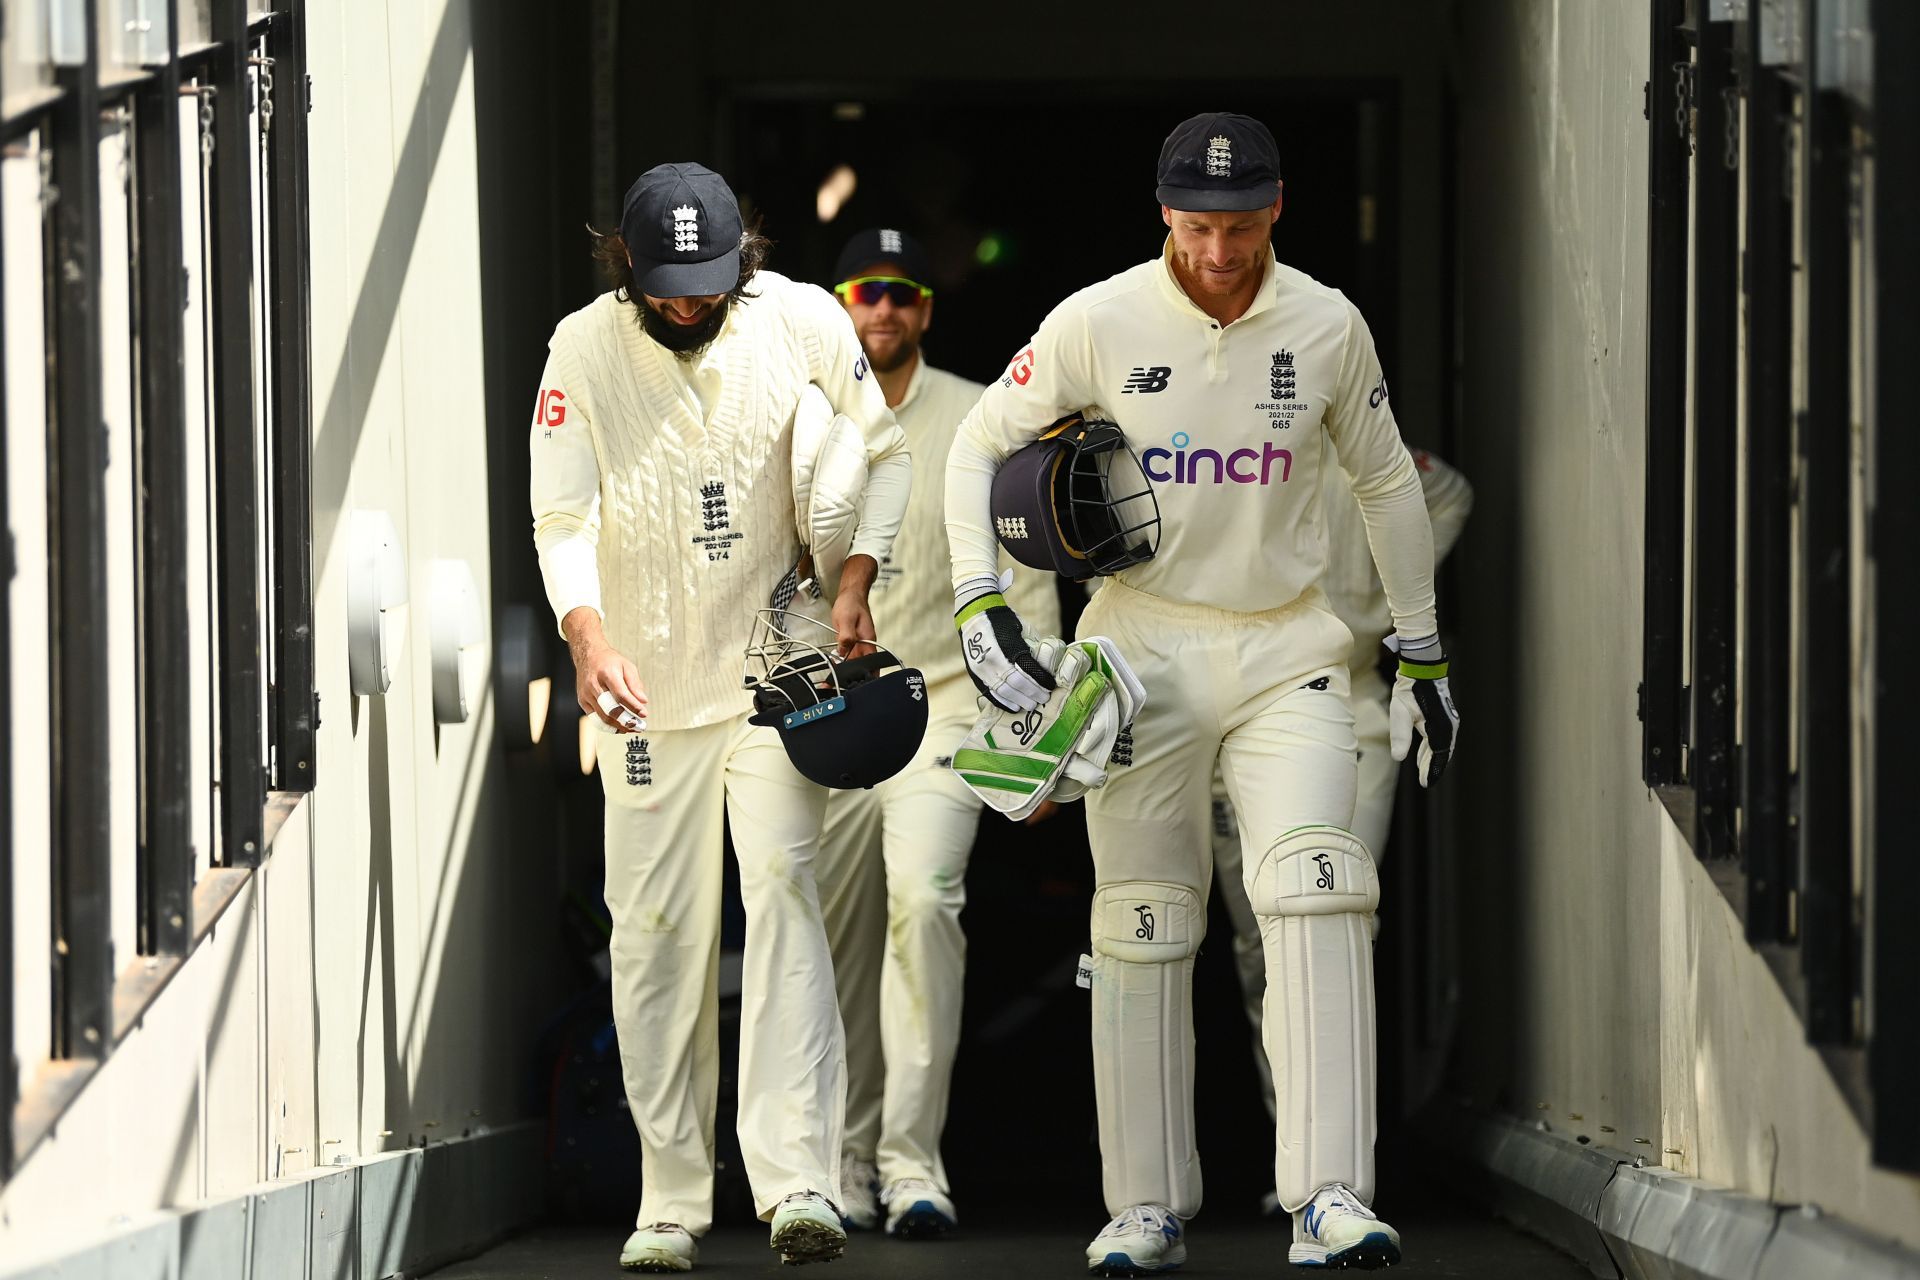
[
  {"xmin": 700, "ymin": 479, "xmax": 730, "ymax": 532},
  {"xmin": 625, "ymin": 737, "xmax": 653, "ymax": 787},
  {"xmin": 996, "ymin": 515, "xmax": 1029, "ymax": 540},
  {"xmin": 1122, "ymin": 366, "xmax": 1172, "ymax": 394},
  {"xmin": 1302, "ymin": 675, "xmax": 1331, "ymax": 691},
  {"xmin": 671, "ymin": 204, "xmax": 700, "ymax": 252}
]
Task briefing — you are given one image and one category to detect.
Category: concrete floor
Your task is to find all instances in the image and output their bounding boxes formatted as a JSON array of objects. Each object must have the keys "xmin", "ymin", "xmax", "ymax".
[{"xmin": 429, "ymin": 1191, "xmax": 1591, "ymax": 1279}]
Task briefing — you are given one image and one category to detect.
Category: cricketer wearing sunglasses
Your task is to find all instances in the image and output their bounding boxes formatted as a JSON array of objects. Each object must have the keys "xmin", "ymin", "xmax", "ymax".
[
  {"xmin": 944, "ymin": 113, "xmax": 1460, "ymax": 1274},
  {"xmin": 812, "ymin": 228, "xmax": 1062, "ymax": 1240}
]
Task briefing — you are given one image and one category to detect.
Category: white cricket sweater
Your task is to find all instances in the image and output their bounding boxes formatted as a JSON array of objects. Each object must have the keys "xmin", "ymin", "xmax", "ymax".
[
  {"xmin": 868, "ymin": 358, "xmax": 1062, "ymax": 691},
  {"xmin": 529, "ymin": 272, "xmax": 911, "ymax": 730},
  {"xmin": 947, "ymin": 243, "xmax": 1437, "ymax": 644}
]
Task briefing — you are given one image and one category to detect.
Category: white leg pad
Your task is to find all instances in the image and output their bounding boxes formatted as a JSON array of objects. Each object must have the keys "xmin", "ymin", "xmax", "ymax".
[
  {"xmin": 1250, "ymin": 826, "xmax": 1379, "ymax": 1212},
  {"xmin": 1088, "ymin": 881, "xmax": 1205, "ymax": 1218}
]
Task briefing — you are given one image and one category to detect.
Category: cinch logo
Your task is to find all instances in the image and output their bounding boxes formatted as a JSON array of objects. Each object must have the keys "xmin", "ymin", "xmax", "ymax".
[
  {"xmin": 1141, "ymin": 431, "xmax": 1292, "ymax": 485},
  {"xmin": 1122, "ymin": 366, "xmax": 1172, "ymax": 394}
]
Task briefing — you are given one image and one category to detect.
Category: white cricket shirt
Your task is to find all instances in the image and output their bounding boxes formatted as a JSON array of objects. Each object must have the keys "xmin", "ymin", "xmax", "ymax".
[
  {"xmin": 947, "ymin": 243, "xmax": 1437, "ymax": 642},
  {"xmin": 869, "ymin": 358, "xmax": 1062, "ymax": 689}
]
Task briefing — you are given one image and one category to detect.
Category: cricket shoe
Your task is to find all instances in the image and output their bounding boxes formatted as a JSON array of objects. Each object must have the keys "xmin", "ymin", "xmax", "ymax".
[
  {"xmin": 620, "ymin": 1223, "xmax": 696, "ymax": 1272},
  {"xmin": 1085, "ymin": 1203, "xmax": 1186, "ymax": 1275},
  {"xmin": 1288, "ymin": 1183, "xmax": 1401, "ymax": 1269},
  {"xmin": 839, "ymin": 1153, "xmax": 880, "ymax": 1230},
  {"xmin": 770, "ymin": 1190, "xmax": 847, "ymax": 1266},
  {"xmin": 881, "ymin": 1177, "xmax": 957, "ymax": 1238}
]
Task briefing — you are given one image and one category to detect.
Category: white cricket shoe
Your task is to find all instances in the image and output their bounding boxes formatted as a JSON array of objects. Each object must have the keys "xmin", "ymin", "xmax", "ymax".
[
  {"xmin": 620, "ymin": 1223, "xmax": 696, "ymax": 1272},
  {"xmin": 1084, "ymin": 1203, "xmax": 1186, "ymax": 1276},
  {"xmin": 1288, "ymin": 1183, "xmax": 1402, "ymax": 1269},
  {"xmin": 769, "ymin": 1190, "xmax": 847, "ymax": 1266},
  {"xmin": 838, "ymin": 1153, "xmax": 880, "ymax": 1230},
  {"xmin": 880, "ymin": 1177, "xmax": 957, "ymax": 1238}
]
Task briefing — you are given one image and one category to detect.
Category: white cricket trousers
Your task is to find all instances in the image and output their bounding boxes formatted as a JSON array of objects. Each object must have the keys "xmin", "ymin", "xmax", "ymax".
[
  {"xmin": 1211, "ymin": 662, "xmax": 1394, "ymax": 1122},
  {"xmin": 596, "ymin": 713, "xmax": 845, "ymax": 1233},
  {"xmin": 1077, "ymin": 577, "xmax": 1365, "ymax": 1220},
  {"xmin": 815, "ymin": 675, "xmax": 982, "ymax": 1190}
]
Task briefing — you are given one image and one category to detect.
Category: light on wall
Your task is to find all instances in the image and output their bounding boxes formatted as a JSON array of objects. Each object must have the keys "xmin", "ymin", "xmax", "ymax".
[
  {"xmin": 428, "ymin": 560, "xmax": 485, "ymax": 725},
  {"xmin": 346, "ymin": 510, "xmax": 409, "ymax": 697},
  {"xmin": 495, "ymin": 604, "xmax": 552, "ymax": 750},
  {"xmin": 816, "ymin": 164, "xmax": 857, "ymax": 223}
]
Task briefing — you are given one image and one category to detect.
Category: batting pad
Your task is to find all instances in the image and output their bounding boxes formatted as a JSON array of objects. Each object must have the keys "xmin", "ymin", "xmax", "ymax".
[
  {"xmin": 1089, "ymin": 880, "xmax": 1204, "ymax": 1217},
  {"xmin": 1250, "ymin": 826, "xmax": 1379, "ymax": 1211}
]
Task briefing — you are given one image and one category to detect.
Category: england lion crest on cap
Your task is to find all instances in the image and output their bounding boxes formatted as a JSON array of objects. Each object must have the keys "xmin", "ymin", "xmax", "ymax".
[
  {"xmin": 1205, "ymin": 135, "xmax": 1232, "ymax": 178},
  {"xmin": 671, "ymin": 204, "xmax": 699, "ymax": 252}
]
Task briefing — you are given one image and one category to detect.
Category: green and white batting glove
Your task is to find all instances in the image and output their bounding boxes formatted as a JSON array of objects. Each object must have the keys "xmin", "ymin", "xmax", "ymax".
[
  {"xmin": 954, "ymin": 571, "xmax": 1055, "ymax": 713},
  {"xmin": 1388, "ymin": 635, "xmax": 1459, "ymax": 787}
]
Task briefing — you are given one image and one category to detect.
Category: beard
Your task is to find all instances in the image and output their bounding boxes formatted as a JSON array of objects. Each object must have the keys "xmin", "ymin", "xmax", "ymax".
[
  {"xmin": 861, "ymin": 331, "xmax": 919, "ymax": 374},
  {"xmin": 638, "ymin": 295, "xmax": 731, "ymax": 357}
]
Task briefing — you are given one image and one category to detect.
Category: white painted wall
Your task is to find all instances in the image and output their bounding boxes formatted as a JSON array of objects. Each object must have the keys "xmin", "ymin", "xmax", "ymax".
[
  {"xmin": 0, "ymin": 0, "xmax": 556, "ymax": 1264},
  {"xmin": 1453, "ymin": 0, "xmax": 1920, "ymax": 1248}
]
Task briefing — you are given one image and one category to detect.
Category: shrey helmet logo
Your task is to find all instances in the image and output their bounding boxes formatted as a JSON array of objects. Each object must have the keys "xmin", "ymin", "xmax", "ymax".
[
  {"xmin": 1141, "ymin": 431, "xmax": 1293, "ymax": 486},
  {"xmin": 671, "ymin": 203, "xmax": 699, "ymax": 252},
  {"xmin": 879, "ymin": 228, "xmax": 904, "ymax": 255},
  {"xmin": 1205, "ymin": 135, "xmax": 1232, "ymax": 178}
]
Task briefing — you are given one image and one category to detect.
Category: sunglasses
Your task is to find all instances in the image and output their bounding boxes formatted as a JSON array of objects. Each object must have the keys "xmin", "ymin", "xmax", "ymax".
[{"xmin": 833, "ymin": 276, "xmax": 933, "ymax": 307}]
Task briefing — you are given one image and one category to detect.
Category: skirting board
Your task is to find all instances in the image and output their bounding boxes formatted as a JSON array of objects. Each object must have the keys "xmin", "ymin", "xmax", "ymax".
[
  {"xmin": 1422, "ymin": 1101, "xmax": 1920, "ymax": 1280},
  {"xmin": 0, "ymin": 1122, "xmax": 544, "ymax": 1280}
]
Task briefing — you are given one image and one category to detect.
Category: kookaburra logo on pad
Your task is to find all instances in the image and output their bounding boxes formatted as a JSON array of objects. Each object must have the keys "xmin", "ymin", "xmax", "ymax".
[
  {"xmin": 1134, "ymin": 904, "xmax": 1156, "ymax": 940},
  {"xmin": 1205, "ymin": 135, "xmax": 1232, "ymax": 178},
  {"xmin": 672, "ymin": 204, "xmax": 700, "ymax": 252}
]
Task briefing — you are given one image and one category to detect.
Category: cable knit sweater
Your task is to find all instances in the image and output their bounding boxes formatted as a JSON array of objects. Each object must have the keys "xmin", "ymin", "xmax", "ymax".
[{"xmin": 529, "ymin": 273, "xmax": 911, "ymax": 730}]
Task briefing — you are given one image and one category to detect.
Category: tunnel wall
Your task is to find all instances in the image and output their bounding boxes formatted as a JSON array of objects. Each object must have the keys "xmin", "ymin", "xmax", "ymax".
[
  {"xmin": 1450, "ymin": 0, "xmax": 1920, "ymax": 1248},
  {"xmin": 0, "ymin": 0, "xmax": 567, "ymax": 1268}
]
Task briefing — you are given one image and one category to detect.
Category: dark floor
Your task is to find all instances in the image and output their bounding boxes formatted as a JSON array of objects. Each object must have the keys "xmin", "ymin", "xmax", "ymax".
[
  {"xmin": 486, "ymin": 780, "xmax": 1586, "ymax": 1278},
  {"xmin": 430, "ymin": 1189, "xmax": 1588, "ymax": 1280}
]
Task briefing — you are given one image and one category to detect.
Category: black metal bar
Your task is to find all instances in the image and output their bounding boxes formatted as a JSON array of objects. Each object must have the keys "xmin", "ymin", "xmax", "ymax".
[
  {"xmin": 1870, "ymin": 0, "xmax": 1920, "ymax": 1174},
  {"xmin": 136, "ymin": 0, "xmax": 193, "ymax": 955},
  {"xmin": 1740, "ymin": 45, "xmax": 1795, "ymax": 943},
  {"xmin": 1643, "ymin": 0, "xmax": 1692, "ymax": 788},
  {"xmin": 267, "ymin": 2, "xmax": 316, "ymax": 794},
  {"xmin": 48, "ymin": 0, "xmax": 114, "ymax": 1059},
  {"xmin": 0, "ymin": 26, "xmax": 14, "ymax": 1184},
  {"xmin": 1798, "ymin": 13, "xmax": 1856, "ymax": 1045},
  {"xmin": 1689, "ymin": 17, "xmax": 1739, "ymax": 858},
  {"xmin": 209, "ymin": 0, "xmax": 265, "ymax": 865}
]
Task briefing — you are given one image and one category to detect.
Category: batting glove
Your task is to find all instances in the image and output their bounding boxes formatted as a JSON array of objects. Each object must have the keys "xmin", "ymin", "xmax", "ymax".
[
  {"xmin": 1388, "ymin": 637, "xmax": 1459, "ymax": 786},
  {"xmin": 954, "ymin": 572, "xmax": 1056, "ymax": 713}
]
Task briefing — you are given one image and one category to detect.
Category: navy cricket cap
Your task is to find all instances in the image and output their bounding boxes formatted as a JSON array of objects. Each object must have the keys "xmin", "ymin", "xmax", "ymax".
[
  {"xmin": 1154, "ymin": 112, "xmax": 1282, "ymax": 212},
  {"xmin": 620, "ymin": 162, "xmax": 744, "ymax": 298},
  {"xmin": 834, "ymin": 227, "xmax": 933, "ymax": 285}
]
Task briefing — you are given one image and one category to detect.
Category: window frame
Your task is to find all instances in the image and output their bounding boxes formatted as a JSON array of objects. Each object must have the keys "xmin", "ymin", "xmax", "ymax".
[{"xmin": 2, "ymin": 0, "xmax": 316, "ymax": 1181}]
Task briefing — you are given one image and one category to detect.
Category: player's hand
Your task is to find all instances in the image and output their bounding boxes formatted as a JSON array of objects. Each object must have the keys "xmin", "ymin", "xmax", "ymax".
[
  {"xmin": 564, "ymin": 607, "xmax": 648, "ymax": 732},
  {"xmin": 1023, "ymin": 798, "xmax": 1063, "ymax": 826},
  {"xmin": 833, "ymin": 554, "xmax": 880, "ymax": 659},
  {"xmin": 954, "ymin": 574, "xmax": 1055, "ymax": 713},
  {"xmin": 1389, "ymin": 647, "xmax": 1458, "ymax": 786}
]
